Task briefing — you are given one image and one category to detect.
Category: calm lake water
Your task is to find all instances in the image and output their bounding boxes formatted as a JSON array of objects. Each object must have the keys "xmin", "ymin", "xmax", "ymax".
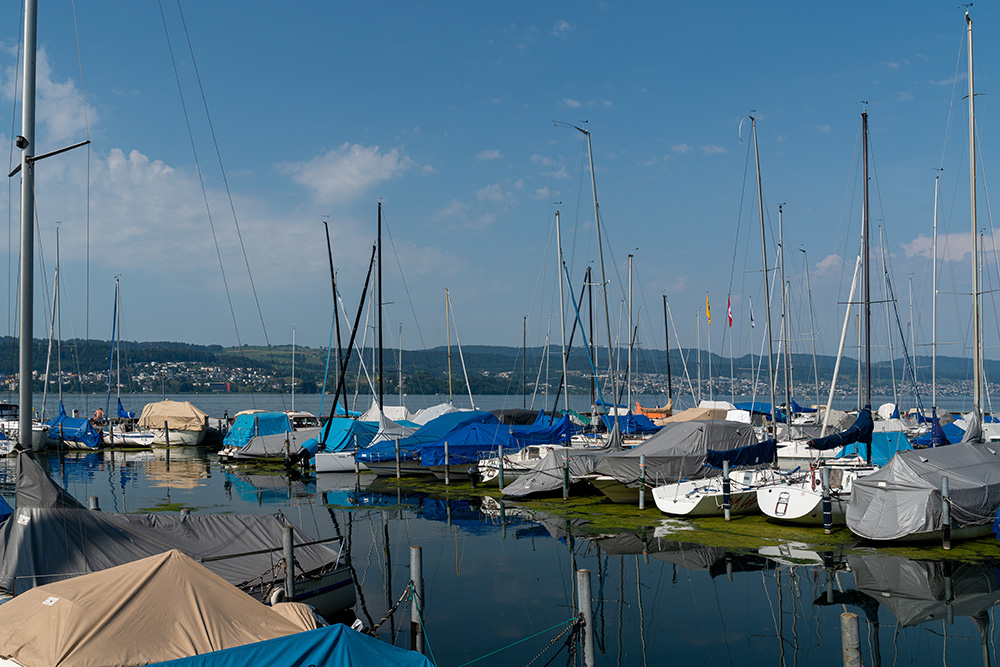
[{"xmin": 2, "ymin": 442, "xmax": 998, "ymax": 667}]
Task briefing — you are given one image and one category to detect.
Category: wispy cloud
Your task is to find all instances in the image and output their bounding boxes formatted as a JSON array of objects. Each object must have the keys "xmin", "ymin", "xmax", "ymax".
[
  {"xmin": 562, "ymin": 98, "xmax": 582, "ymax": 108},
  {"xmin": 930, "ymin": 73, "xmax": 967, "ymax": 86},
  {"xmin": 814, "ymin": 254, "xmax": 843, "ymax": 278},
  {"xmin": 880, "ymin": 59, "xmax": 910, "ymax": 69},
  {"xmin": 700, "ymin": 144, "xmax": 726, "ymax": 155},
  {"xmin": 896, "ymin": 91, "xmax": 915, "ymax": 102},
  {"xmin": 551, "ymin": 19, "xmax": 574, "ymax": 37},
  {"xmin": 808, "ymin": 123, "xmax": 833, "ymax": 134},
  {"xmin": 475, "ymin": 183, "xmax": 517, "ymax": 207},
  {"xmin": 476, "ymin": 149, "xmax": 503, "ymax": 161},
  {"xmin": 671, "ymin": 144, "xmax": 694, "ymax": 154},
  {"xmin": 531, "ymin": 153, "xmax": 554, "ymax": 166},
  {"xmin": 276, "ymin": 143, "xmax": 415, "ymax": 204},
  {"xmin": 528, "ymin": 186, "xmax": 550, "ymax": 200}
]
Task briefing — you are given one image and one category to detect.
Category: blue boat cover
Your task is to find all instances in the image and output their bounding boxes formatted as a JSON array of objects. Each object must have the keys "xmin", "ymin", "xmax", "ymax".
[
  {"xmin": 148, "ymin": 624, "xmax": 434, "ymax": 667},
  {"xmin": 835, "ymin": 431, "xmax": 912, "ymax": 467},
  {"xmin": 0, "ymin": 495, "xmax": 11, "ymax": 524},
  {"xmin": 807, "ymin": 408, "xmax": 873, "ymax": 451},
  {"xmin": 705, "ymin": 439, "xmax": 778, "ymax": 468},
  {"xmin": 45, "ymin": 402, "xmax": 102, "ymax": 449},
  {"xmin": 598, "ymin": 414, "xmax": 660, "ymax": 435},
  {"xmin": 356, "ymin": 410, "xmax": 498, "ymax": 464},
  {"xmin": 912, "ymin": 419, "xmax": 964, "ymax": 446},
  {"xmin": 790, "ymin": 398, "xmax": 816, "ymax": 414},
  {"xmin": 117, "ymin": 399, "xmax": 135, "ymax": 420},
  {"xmin": 315, "ymin": 418, "xmax": 380, "ymax": 453},
  {"xmin": 420, "ymin": 414, "xmax": 572, "ymax": 467},
  {"xmin": 222, "ymin": 412, "xmax": 292, "ymax": 449},
  {"xmin": 733, "ymin": 402, "xmax": 787, "ymax": 423}
]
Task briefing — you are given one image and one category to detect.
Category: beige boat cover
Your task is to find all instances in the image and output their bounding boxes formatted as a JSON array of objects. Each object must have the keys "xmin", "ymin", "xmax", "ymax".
[
  {"xmin": 655, "ymin": 407, "xmax": 728, "ymax": 425},
  {"xmin": 138, "ymin": 399, "xmax": 209, "ymax": 431},
  {"xmin": 0, "ymin": 550, "xmax": 313, "ymax": 667}
]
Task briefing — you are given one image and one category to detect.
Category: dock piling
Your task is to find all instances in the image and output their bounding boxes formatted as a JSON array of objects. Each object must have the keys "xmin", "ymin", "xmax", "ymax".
[
  {"xmin": 395, "ymin": 438, "xmax": 401, "ymax": 480},
  {"xmin": 638, "ymin": 454, "xmax": 646, "ymax": 510},
  {"xmin": 942, "ymin": 475, "xmax": 952, "ymax": 550},
  {"xmin": 498, "ymin": 444, "xmax": 505, "ymax": 489},
  {"xmin": 410, "ymin": 545, "xmax": 424, "ymax": 654},
  {"xmin": 444, "ymin": 440, "xmax": 450, "ymax": 486},
  {"xmin": 282, "ymin": 525, "xmax": 295, "ymax": 601},
  {"xmin": 722, "ymin": 459, "xmax": 731, "ymax": 521},
  {"xmin": 562, "ymin": 453, "xmax": 570, "ymax": 500},
  {"xmin": 577, "ymin": 569, "xmax": 595, "ymax": 667},
  {"xmin": 841, "ymin": 612, "xmax": 861, "ymax": 667},
  {"xmin": 88, "ymin": 496, "xmax": 100, "ymax": 511}
]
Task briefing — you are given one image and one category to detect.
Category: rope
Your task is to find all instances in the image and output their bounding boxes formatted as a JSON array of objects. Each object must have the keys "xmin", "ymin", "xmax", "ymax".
[
  {"xmin": 456, "ymin": 615, "xmax": 583, "ymax": 667},
  {"xmin": 366, "ymin": 579, "xmax": 413, "ymax": 636}
]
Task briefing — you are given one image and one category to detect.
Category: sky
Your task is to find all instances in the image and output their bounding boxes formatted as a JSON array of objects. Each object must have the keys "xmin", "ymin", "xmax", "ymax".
[{"xmin": 1, "ymin": 1, "xmax": 999, "ymax": 375}]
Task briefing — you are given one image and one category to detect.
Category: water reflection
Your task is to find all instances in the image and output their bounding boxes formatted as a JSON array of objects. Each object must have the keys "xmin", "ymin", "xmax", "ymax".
[{"xmin": 2, "ymin": 450, "xmax": 999, "ymax": 666}]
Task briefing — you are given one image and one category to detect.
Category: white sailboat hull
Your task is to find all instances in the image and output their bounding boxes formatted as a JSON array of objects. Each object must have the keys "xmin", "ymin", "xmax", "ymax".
[
  {"xmin": 315, "ymin": 451, "xmax": 368, "ymax": 473},
  {"xmin": 149, "ymin": 428, "xmax": 206, "ymax": 446}
]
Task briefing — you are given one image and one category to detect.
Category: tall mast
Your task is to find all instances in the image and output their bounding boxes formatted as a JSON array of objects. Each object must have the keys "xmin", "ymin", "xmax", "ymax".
[
  {"xmin": 878, "ymin": 225, "xmax": 897, "ymax": 406},
  {"xmin": 56, "ymin": 228, "xmax": 62, "ymax": 407},
  {"xmin": 446, "ymin": 289, "xmax": 452, "ymax": 403},
  {"xmin": 17, "ymin": 0, "xmax": 37, "ymax": 446},
  {"xmin": 862, "ymin": 111, "xmax": 871, "ymax": 409},
  {"xmin": 588, "ymin": 267, "xmax": 595, "ymax": 414},
  {"xmin": 778, "ymin": 203, "xmax": 791, "ymax": 434},
  {"xmin": 522, "ymin": 315, "xmax": 527, "ymax": 409},
  {"xmin": 627, "ymin": 254, "xmax": 633, "ymax": 412},
  {"xmin": 398, "ymin": 323, "xmax": 403, "ymax": 407},
  {"xmin": 578, "ymin": 126, "xmax": 620, "ymax": 442},
  {"xmin": 932, "ymin": 172, "xmax": 940, "ymax": 408},
  {"xmin": 663, "ymin": 295, "xmax": 673, "ymax": 405},
  {"xmin": 291, "ymin": 325, "xmax": 296, "ymax": 412},
  {"xmin": 322, "ymin": 220, "xmax": 346, "ymax": 415},
  {"xmin": 555, "ymin": 211, "xmax": 569, "ymax": 413},
  {"xmin": 968, "ymin": 12, "xmax": 982, "ymax": 419},
  {"xmin": 800, "ymin": 249, "xmax": 820, "ymax": 412},
  {"xmin": 751, "ymin": 116, "xmax": 778, "ymax": 432},
  {"xmin": 377, "ymin": 202, "xmax": 384, "ymax": 412}
]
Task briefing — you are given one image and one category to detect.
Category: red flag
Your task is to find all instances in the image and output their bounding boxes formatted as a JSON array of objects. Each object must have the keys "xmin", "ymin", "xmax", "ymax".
[{"xmin": 727, "ymin": 296, "xmax": 733, "ymax": 328}]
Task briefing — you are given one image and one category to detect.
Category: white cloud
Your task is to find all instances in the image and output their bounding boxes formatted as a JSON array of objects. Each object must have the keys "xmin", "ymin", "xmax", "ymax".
[
  {"xmin": 531, "ymin": 153, "xmax": 554, "ymax": 166},
  {"xmin": 562, "ymin": 98, "xmax": 582, "ymax": 108},
  {"xmin": 276, "ymin": 143, "xmax": 415, "ymax": 204},
  {"xmin": 896, "ymin": 91, "xmax": 915, "ymax": 102},
  {"xmin": 476, "ymin": 149, "xmax": 503, "ymax": 161},
  {"xmin": 814, "ymin": 254, "xmax": 843, "ymax": 277},
  {"xmin": 809, "ymin": 123, "xmax": 833, "ymax": 134},
  {"xmin": 930, "ymin": 73, "xmax": 966, "ymax": 86},
  {"xmin": 902, "ymin": 232, "xmax": 978, "ymax": 262},
  {"xmin": 475, "ymin": 183, "xmax": 517, "ymax": 207},
  {"xmin": 528, "ymin": 187, "xmax": 550, "ymax": 200},
  {"xmin": 671, "ymin": 144, "xmax": 694, "ymax": 154},
  {"xmin": 700, "ymin": 144, "xmax": 726, "ymax": 155},
  {"xmin": 551, "ymin": 19, "xmax": 574, "ymax": 36}
]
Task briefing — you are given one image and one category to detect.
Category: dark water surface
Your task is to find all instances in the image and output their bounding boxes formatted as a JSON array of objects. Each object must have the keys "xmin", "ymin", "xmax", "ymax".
[{"xmin": 2, "ymin": 446, "xmax": 998, "ymax": 667}]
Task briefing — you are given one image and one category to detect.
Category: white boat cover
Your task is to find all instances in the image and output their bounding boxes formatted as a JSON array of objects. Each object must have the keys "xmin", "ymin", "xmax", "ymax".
[
  {"xmin": 594, "ymin": 420, "xmax": 758, "ymax": 487},
  {"xmin": 0, "ymin": 453, "xmax": 341, "ymax": 594},
  {"xmin": 138, "ymin": 399, "xmax": 209, "ymax": 431},
  {"xmin": 411, "ymin": 402, "xmax": 462, "ymax": 425},
  {"xmin": 0, "ymin": 549, "xmax": 315, "ymax": 667},
  {"xmin": 360, "ymin": 398, "xmax": 414, "ymax": 424},
  {"xmin": 846, "ymin": 442, "xmax": 1000, "ymax": 540}
]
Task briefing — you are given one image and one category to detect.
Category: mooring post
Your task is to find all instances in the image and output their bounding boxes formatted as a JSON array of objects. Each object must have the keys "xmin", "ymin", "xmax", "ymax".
[
  {"xmin": 944, "ymin": 560, "xmax": 954, "ymax": 625},
  {"xmin": 941, "ymin": 475, "xmax": 951, "ymax": 550},
  {"xmin": 88, "ymin": 496, "xmax": 100, "ymax": 511},
  {"xmin": 353, "ymin": 434, "xmax": 360, "ymax": 475},
  {"xmin": 163, "ymin": 420, "xmax": 169, "ymax": 448},
  {"xmin": 410, "ymin": 545, "xmax": 424, "ymax": 654},
  {"xmin": 841, "ymin": 612, "xmax": 861, "ymax": 667},
  {"xmin": 444, "ymin": 440, "xmax": 450, "ymax": 486},
  {"xmin": 577, "ymin": 569, "xmax": 595, "ymax": 667},
  {"xmin": 500, "ymin": 498, "xmax": 507, "ymax": 539},
  {"xmin": 498, "ymin": 444, "xmax": 505, "ymax": 489},
  {"xmin": 283, "ymin": 524, "xmax": 295, "ymax": 601},
  {"xmin": 638, "ymin": 454, "xmax": 646, "ymax": 510},
  {"xmin": 284, "ymin": 430, "xmax": 291, "ymax": 462},
  {"xmin": 562, "ymin": 452, "xmax": 570, "ymax": 500},
  {"xmin": 722, "ymin": 459, "xmax": 731, "ymax": 521},
  {"xmin": 822, "ymin": 466, "xmax": 833, "ymax": 534},
  {"xmin": 826, "ymin": 568, "xmax": 834, "ymax": 604},
  {"xmin": 395, "ymin": 437, "xmax": 401, "ymax": 480}
]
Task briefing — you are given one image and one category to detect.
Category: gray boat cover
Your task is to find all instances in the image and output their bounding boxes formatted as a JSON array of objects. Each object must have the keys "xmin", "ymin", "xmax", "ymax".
[
  {"xmin": 233, "ymin": 427, "xmax": 321, "ymax": 459},
  {"xmin": 846, "ymin": 442, "xmax": 1000, "ymax": 540},
  {"xmin": 593, "ymin": 420, "xmax": 758, "ymax": 487},
  {"xmin": 501, "ymin": 447, "xmax": 607, "ymax": 497},
  {"xmin": 0, "ymin": 453, "xmax": 340, "ymax": 594},
  {"xmin": 848, "ymin": 554, "xmax": 1000, "ymax": 627}
]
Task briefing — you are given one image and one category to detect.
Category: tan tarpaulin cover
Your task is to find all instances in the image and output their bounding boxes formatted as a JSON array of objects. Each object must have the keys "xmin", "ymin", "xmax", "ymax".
[
  {"xmin": 655, "ymin": 407, "xmax": 728, "ymax": 425},
  {"xmin": 139, "ymin": 399, "xmax": 209, "ymax": 431},
  {"xmin": 0, "ymin": 550, "xmax": 313, "ymax": 667}
]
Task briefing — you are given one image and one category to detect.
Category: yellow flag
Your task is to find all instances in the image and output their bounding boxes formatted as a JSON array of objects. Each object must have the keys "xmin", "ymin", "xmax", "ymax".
[{"xmin": 706, "ymin": 293, "xmax": 711, "ymax": 325}]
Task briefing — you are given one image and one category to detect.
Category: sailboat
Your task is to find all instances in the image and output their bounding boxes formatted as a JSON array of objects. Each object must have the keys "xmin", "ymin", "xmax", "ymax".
[
  {"xmin": 103, "ymin": 277, "xmax": 155, "ymax": 447},
  {"xmin": 846, "ymin": 12, "xmax": 1000, "ymax": 543}
]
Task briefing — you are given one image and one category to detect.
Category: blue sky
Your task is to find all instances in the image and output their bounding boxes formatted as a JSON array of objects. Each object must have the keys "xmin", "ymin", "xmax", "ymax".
[{"xmin": 1, "ymin": 1, "xmax": 998, "ymax": 374}]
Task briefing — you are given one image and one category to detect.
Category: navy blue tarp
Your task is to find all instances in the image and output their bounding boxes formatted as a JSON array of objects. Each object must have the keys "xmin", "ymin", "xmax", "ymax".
[
  {"xmin": 420, "ymin": 414, "xmax": 572, "ymax": 467},
  {"xmin": 705, "ymin": 439, "xmax": 778, "ymax": 468},
  {"xmin": 733, "ymin": 402, "xmax": 787, "ymax": 423},
  {"xmin": 0, "ymin": 495, "xmax": 11, "ymax": 524},
  {"xmin": 912, "ymin": 420, "xmax": 964, "ymax": 446},
  {"xmin": 789, "ymin": 398, "xmax": 816, "ymax": 414},
  {"xmin": 148, "ymin": 624, "xmax": 434, "ymax": 667},
  {"xmin": 598, "ymin": 414, "xmax": 660, "ymax": 435},
  {"xmin": 45, "ymin": 402, "xmax": 102, "ymax": 449},
  {"xmin": 116, "ymin": 399, "xmax": 135, "ymax": 420},
  {"xmin": 356, "ymin": 410, "xmax": 498, "ymax": 464},
  {"xmin": 807, "ymin": 408, "xmax": 873, "ymax": 451}
]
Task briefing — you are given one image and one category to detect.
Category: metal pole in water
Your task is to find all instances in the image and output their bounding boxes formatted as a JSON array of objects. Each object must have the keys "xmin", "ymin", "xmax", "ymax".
[
  {"xmin": 841, "ymin": 612, "xmax": 861, "ymax": 667},
  {"xmin": 444, "ymin": 440, "xmax": 450, "ymax": 486},
  {"xmin": 826, "ymin": 569, "xmax": 834, "ymax": 604},
  {"xmin": 498, "ymin": 444, "xmax": 505, "ymax": 489},
  {"xmin": 283, "ymin": 525, "xmax": 295, "ymax": 601},
  {"xmin": 88, "ymin": 496, "xmax": 100, "ymax": 511},
  {"xmin": 163, "ymin": 420, "xmax": 170, "ymax": 448},
  {"xmin": 410, "ymin": 545, "xmax": 424, "ymax": 654},
  {"xmin": 638, "ymin": 454, "xmax": 646, "ymax": 510},
  {"xmin": 944, "ymin": 560, "xmax": 954, "ymax": 625},
  {"xmin": 822, "ymin": 466, "xmax": 832, "ymax": 534},
  {"xmin": 395, "ymin": 438, "xmax": 401, "ymax": 480},
  {"xmin": 353, "ymin": 434, "xmax": 360, "ymax": 475},
  {"xmin": 722, "ymin": 459, "xmax": 731, "ymax": 521},
  {"xmin": 942, "ymin": 475, "xmax": 952, "ymax": 550},
  {"xmin": 577, "ymin": 569, "xmax": 595, "ymax": 667}
]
